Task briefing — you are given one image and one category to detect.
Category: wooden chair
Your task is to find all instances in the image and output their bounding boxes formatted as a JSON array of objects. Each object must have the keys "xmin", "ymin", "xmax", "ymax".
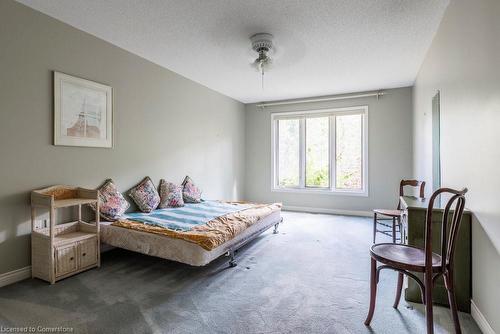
[
  {"xmin": 373, "ymin": 180, "xmax": 425, "ymax": 243},
  {"xmin": 364, "ymin": 187, "xmax": 468, "ymax": 334}
]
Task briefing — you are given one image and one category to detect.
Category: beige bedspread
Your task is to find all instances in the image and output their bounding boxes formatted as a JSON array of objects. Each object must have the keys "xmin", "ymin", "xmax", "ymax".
[{"xmin": 111, "ymin": 202, "xmax": 282, "ymax": 250}]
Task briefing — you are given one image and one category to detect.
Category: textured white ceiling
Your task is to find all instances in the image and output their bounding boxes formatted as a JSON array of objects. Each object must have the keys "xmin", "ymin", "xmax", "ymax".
[{"xmin": 17, "ymin": 0, "xmax": 449, "ymax": 103}]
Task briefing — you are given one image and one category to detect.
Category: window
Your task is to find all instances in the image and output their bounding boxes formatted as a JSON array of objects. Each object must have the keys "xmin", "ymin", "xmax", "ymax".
[
  {"xmin": 272, "ymin": 106, "xmax": 368, "ymax": 195},
  {"xmin": 277, "ymin": 119, "xmax": 300, "ymax": 187}
]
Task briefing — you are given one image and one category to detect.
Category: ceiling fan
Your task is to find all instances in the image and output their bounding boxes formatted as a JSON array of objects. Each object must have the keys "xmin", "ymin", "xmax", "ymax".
[{"xmin": 250, "ymin": 33, "xmax": 274, "ymax": 89}]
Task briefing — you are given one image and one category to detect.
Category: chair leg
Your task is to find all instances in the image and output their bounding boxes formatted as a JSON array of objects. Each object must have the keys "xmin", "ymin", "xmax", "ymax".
[
  {"xmin": 392, "ymin": 217, "xmax": 396, "ymax": 243},
  {"xmin": 425, "ymin": 272, "xmax": 434, "ymax": 334},
  {"xmin": 444, "ymin": 272, "xmax": 462, "ymax": 334},
  {"xmin": 373, "ymin": 213, "xmax": 377, "ymax": 244},
  {"xmin": 364, "ymin": 258, "xmax": 378, "ymax": 326},
  {"xmin": 393, "ymin": 272, "xmax": 404, "ymax": 308}
]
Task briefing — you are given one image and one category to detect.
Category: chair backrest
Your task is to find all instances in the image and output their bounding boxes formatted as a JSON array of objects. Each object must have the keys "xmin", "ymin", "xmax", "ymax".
[
  {"xmin": 424, "ymin": 187, "xmax": 467, "ymax": 272},
  {"xmin": 397, "ymin": 180, "xmax": 426, "ymax": 209}
]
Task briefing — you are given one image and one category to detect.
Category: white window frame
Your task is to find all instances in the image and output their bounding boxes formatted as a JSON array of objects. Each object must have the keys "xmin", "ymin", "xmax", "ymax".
[{"xmin": 271, "ymin": 106, "xmax": 368, "ymax": 196}]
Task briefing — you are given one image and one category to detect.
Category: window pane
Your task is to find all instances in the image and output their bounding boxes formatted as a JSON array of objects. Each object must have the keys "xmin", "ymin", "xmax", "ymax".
[
  {"xmin": 278, "ymin": 119, "xmax": 300, "ymax": 187},
  {"xmin": 306, "ymin": 117, "xmax": 329, "ymax": 188},
  {"xmin": 336, "ymin": 114, "xmax": 362, "ymax": 189}
]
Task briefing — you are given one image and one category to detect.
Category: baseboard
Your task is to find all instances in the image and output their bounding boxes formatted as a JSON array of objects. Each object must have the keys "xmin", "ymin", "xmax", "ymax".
[
  {"xmin": 283, "ymin": 205, "xmax": 372, "ymax": 217},
  {"xmin": 0, "ymin": 266, "xmax": 31, "ymax": 288},
  {"xmin": 471, "ymin": 300, "xmax": 496, "ymax": 334}
]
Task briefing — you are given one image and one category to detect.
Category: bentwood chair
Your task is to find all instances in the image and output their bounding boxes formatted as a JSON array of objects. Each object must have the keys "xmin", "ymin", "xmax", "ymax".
[
  {"xmin": 364, "ymin": 187, "xmax": 468, "ymax": 334},
  {"xmin": 373, "ymin": 180, "xmax": 425, "ymax": 243}
]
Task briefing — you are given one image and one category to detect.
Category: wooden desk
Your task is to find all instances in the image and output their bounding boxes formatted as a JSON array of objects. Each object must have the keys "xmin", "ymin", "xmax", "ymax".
[{"xmin": 400, "ymin": 196, "xmax": 471, "ymax": 312}]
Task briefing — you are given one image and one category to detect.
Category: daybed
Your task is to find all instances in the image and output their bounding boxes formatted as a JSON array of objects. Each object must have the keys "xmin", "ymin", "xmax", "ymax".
[{"xmin": 100, "ymin": 201, "xmax": 282, "ymax": 267}]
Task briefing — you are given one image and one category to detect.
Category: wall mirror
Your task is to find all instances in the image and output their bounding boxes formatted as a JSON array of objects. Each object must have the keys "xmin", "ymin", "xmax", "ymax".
[{"xmin": 432, "ymin": 90, "xmax": 441, "ymax": 192}]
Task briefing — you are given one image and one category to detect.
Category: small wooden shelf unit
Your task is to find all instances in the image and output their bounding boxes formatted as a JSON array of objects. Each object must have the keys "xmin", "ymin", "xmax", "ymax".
[{"xmin": 31, "ymin": 185, "xmax": 100, "ymax": 284}]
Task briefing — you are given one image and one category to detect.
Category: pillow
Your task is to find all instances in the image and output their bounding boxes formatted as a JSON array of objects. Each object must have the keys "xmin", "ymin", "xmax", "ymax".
[
  {"xmin": 91, "ymin": 179, "xmax": 130, "ymax": 221},
  {"xmin": 158, "ymin": 180, "xmax": 184, "ymax": 208},
  {"xmin": 128, "ymin": 176, "xmax": 160, "ymax": 213},
  {"xmin": 182, "ymin": 176, "xmax": 202, "ymax": 203}
]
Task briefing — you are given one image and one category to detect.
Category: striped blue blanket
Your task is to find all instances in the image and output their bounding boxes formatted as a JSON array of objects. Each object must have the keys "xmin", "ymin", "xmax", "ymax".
[{"xmin": 123, "ymin": 201, "xmax": 251, "ymax": 232}]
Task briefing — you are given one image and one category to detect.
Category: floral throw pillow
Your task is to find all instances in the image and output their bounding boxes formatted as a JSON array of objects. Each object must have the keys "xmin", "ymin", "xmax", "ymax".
[
  {"xmin": 158, "ymin": 180, "xmax": 184, "ymax": 208},
  {"xmin": 128, "ymin": 176, "xmax": 160, "ymax": 213},
  {"xmin": 182, "ymin": 176, "xmax": 202, "ymax": 203},
  {"xmin": 91, "ymin": 179, "xmax": 130, "ymax": 221}
]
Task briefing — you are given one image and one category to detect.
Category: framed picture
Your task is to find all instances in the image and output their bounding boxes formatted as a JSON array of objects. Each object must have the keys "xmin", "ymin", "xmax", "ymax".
[{"xmin": 54, "ymin": 71, "xmax": 113, "ymax": 148}]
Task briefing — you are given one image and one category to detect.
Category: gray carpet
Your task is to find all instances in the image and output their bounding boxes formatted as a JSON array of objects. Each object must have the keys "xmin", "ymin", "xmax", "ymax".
[{"xmin": 0, "ymin": 212, "xmax": 481, "ymax": 334}]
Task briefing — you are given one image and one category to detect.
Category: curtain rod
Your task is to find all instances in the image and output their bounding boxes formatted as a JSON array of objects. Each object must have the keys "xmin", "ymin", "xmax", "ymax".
[{"xmin": 256, "ymin": 91, "xmax": 384, "ymax": 108}]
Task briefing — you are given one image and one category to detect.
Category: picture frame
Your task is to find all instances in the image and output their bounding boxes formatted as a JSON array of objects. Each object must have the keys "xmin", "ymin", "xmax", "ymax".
[{"xmin": 54, "ymin": 71, "xmax": 113, "ymax": 148}]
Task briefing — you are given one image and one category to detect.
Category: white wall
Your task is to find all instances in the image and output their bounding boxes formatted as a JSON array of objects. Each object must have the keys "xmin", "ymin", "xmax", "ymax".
[
  {"xmin": 245, "ymin": 87, "xmax": 413, "ymax": 213},
  {"xmin": 0, "ymin": 0, "xmax": 245, "ymax": 275},
  {"xmin": 412, "ymin": 0, "xmax": 500, "ymax": 332}
]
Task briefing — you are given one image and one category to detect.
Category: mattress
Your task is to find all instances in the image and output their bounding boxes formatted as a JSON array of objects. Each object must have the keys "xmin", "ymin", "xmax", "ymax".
[
  {"xmin": 100, "ymin": 209, "xmax": 281, "ymax": 266},
  {"xmin": 111, "ymin": 202, "xmax": 281, "ymax": 250},
  {"xmin": 121, "ymin": 201, "xmax": 253, "ymax": 231}
]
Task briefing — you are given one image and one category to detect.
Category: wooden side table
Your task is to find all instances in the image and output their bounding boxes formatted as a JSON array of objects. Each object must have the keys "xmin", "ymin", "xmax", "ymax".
[{"xmin": 31, "ymin": 185, "xmax": 100, "ymax": 284}]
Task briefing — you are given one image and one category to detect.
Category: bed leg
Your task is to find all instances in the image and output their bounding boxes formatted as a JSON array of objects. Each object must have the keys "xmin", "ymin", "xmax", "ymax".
[
  {"xmin": 273, "ymin": 218, "xmax": 282, "ymax": 234},
  {"xmin": 227, "ymin": 249, "xmax": 237, "ymax": 267}
]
